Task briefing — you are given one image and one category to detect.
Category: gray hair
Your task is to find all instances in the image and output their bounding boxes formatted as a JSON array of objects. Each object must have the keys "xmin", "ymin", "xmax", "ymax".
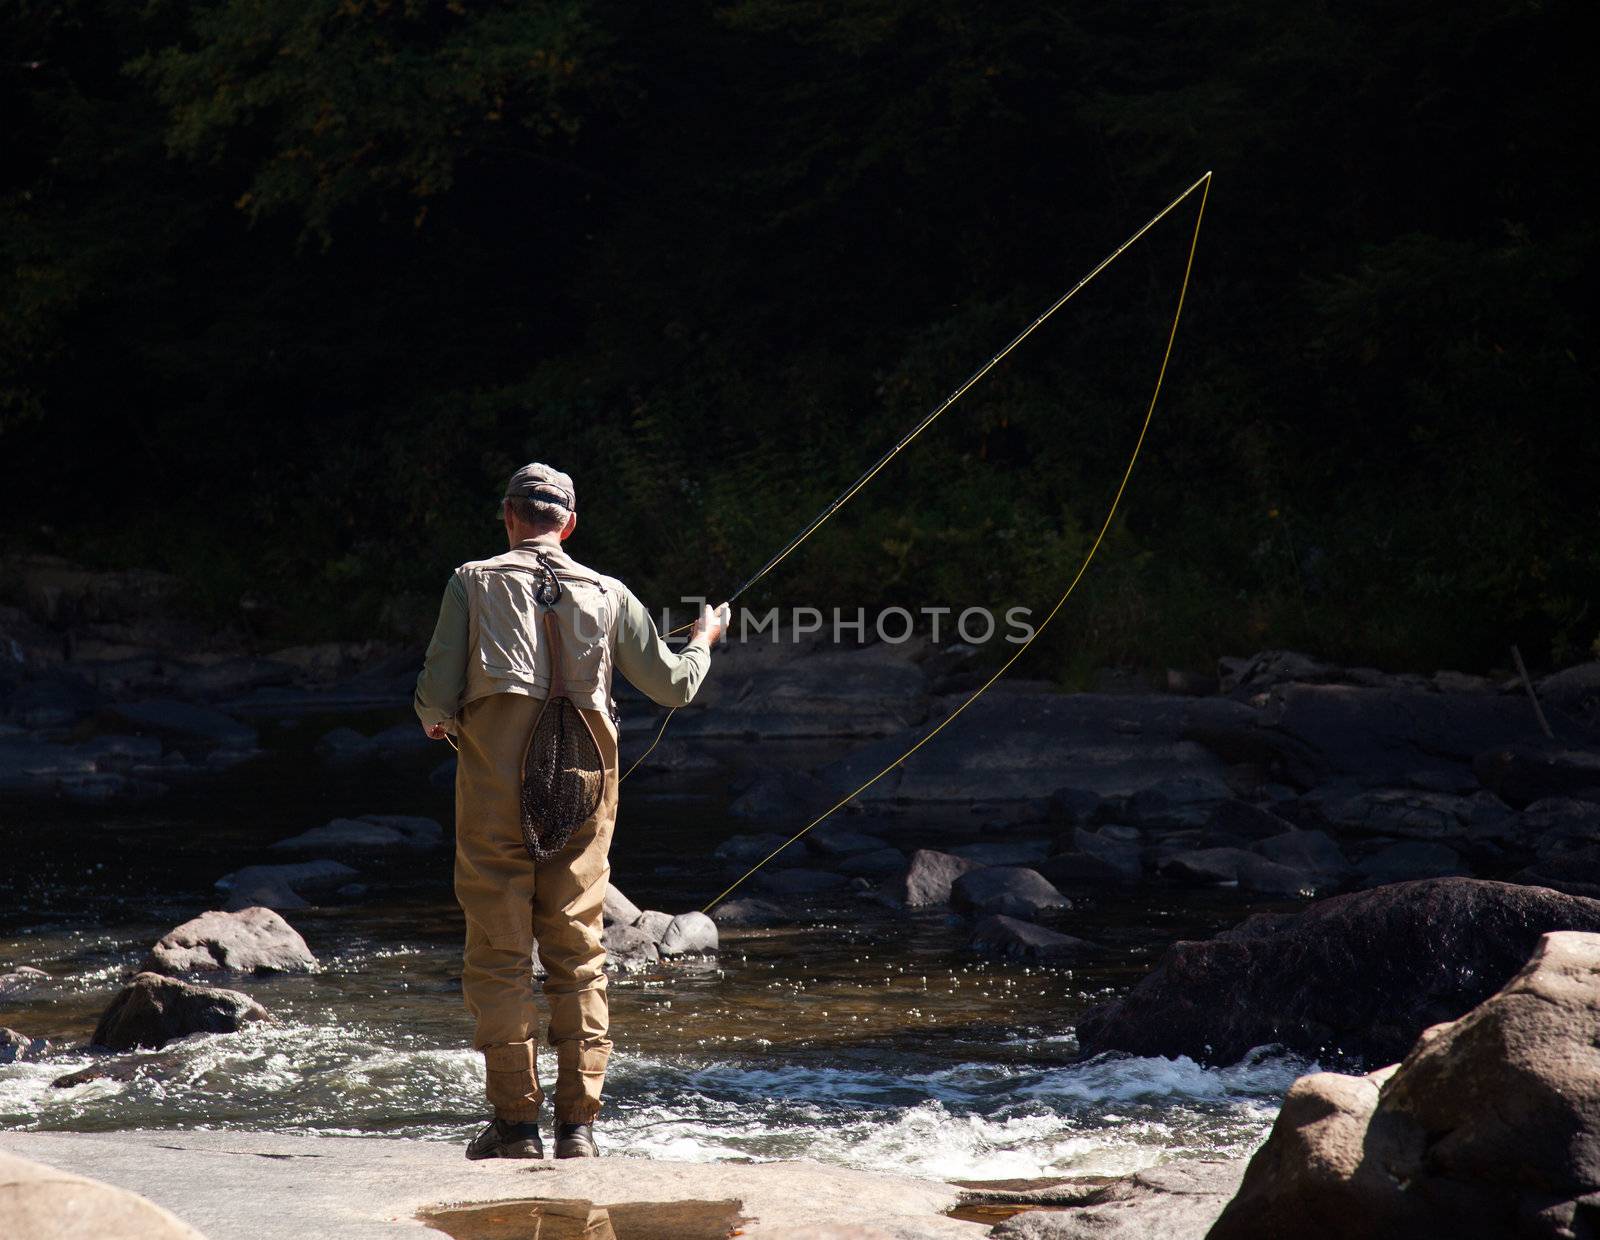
[{"xmin": 505, "ymin": 495, "xmax": 570, "ymax": 533}]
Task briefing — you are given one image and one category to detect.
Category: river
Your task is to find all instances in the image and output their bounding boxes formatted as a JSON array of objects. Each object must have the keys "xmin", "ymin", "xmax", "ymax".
[{"xmin": 0, "ymin": 707, "xmax": 1309, "ymax": 1182}]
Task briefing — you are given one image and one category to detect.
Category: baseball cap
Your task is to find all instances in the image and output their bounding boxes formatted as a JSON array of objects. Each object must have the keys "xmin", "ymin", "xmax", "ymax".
[{"xmin": 504, "ymin": 462, "xmax": 576, "ymax": 512}]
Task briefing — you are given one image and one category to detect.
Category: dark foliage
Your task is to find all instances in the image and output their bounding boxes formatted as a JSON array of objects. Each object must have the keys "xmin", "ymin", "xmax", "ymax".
[{"xmin": 2, "ymin": 0, "xmax": 1595, "ymax": 673}]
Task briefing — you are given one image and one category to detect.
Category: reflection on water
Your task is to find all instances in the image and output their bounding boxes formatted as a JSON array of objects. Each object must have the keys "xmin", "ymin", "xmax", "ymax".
[
  {"xmin": 418, "ymin": 1197, "xmax": 750, "ymax": 1240},
  {"xmin": 0, "ymin": 715, "xmax": 1310, "ymax": 1181}
]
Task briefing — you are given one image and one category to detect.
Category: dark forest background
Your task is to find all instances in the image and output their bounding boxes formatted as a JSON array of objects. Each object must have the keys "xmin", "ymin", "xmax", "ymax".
[{"xmin": 3, "ymin": 0, "xmax": 1595, "ymax": 679}]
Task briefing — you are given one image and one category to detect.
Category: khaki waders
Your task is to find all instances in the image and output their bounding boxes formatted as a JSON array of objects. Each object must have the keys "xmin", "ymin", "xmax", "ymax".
[{"xmin": 453, "ymin": 690, "xmax": 619, "ymax": 1124}]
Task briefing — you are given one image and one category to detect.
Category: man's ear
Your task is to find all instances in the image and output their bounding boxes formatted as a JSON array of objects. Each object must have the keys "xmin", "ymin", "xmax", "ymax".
[{"xmin": 560, "ymin": 510, "xmax": 578, "ymax": 541}]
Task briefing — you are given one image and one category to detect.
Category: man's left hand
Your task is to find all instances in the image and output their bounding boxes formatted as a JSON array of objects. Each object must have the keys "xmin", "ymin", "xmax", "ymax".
[{"xmin": 424, "ymin": 722, "xmax": 450, "ymax": 740}]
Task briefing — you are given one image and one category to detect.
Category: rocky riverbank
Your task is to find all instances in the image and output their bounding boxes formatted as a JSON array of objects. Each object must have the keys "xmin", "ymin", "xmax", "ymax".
[{"xmin": 7, "ymin": 928, "xmax": 1600, "ymax": 1238}]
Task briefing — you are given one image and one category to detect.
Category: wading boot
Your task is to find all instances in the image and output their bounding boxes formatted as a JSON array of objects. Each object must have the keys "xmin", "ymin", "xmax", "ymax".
[
  {"xmin": 554, "ymin": 1121, "xmax": 599, "ymax": 1158},
  {"xmin": 466, "ymin": 1117, "xmax": 544, "ymax": 1160}
]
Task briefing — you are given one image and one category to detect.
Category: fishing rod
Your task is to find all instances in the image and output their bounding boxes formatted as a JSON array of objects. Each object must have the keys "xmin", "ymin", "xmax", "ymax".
[
  {"xmin": 695, "ymin": 171, "xmax": 1214, "ymax": 913},
  {"xmin": 620, "ymin": 171, "xmax": 1214, "ymax": 800}
]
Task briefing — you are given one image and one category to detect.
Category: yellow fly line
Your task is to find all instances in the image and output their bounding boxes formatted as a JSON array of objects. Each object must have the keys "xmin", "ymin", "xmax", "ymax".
[
  {"xmin": 698, "ymin": 172, "xmax": 1213, "ymax": 914},
  {"xmin": 622, "ymin": 172, "xmax": 1213, "ymax": 787}
]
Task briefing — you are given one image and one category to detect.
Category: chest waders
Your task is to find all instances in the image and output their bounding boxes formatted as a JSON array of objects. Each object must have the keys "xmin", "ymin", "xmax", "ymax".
[{"xmin": 519, "ymin": 555, "xmax": 605, "ymax": 861}]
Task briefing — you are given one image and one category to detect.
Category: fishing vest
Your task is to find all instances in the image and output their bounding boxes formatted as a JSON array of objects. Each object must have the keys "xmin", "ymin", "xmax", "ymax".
[{"xmin": 456, "ymin": 542, "xmax": 622, "ymax": 720}]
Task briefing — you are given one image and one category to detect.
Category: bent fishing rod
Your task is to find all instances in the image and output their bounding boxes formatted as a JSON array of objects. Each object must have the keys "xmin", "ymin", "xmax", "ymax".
[{"xmin": 619, "ymin": 172, "xmax": 1214, "ymax": 912}]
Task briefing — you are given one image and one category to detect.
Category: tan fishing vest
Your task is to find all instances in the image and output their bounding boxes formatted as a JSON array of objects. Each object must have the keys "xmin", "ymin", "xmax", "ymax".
[{"xmin": 456, "ymin": 542, "xmax": 623, "ymax": 718}]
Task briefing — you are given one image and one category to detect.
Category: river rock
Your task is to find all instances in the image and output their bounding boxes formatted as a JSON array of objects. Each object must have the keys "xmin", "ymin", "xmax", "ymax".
[
  {"xmin": 1475, "ymin": 744, "xmax": 1600, "ymax": 808},
  {"xmin": 950, "ymin": 866, "xmax": 1070, "ymax": 919},
  {"xmin": 991, "ymin": 1157, "xmax": 1247, "ymax": 1239},
  {"xmin": 1157, "ymin": 847, "xmax": 1257, "ymax": 885},
  {"xmin": 1356, "ymin": 841, "xmax": 1468, "ymax": 883},
  {"xmin": 108, "ymin": 699, "xmax": 257, "ymax": 748},
  {"xmin": 1516, "ymin": 797, "xmax": 1600, "ymax": 855},
  {"xmin": 92, "ymin": 972, "xmax": 270, "ymax": 1051},
  {"xmin": 1253, "ymin": 829, "xmax": 1349, "ymax": 881},
  {"xmin": 1513, "ymin": 846, "xmax": 1600, "ymax": 900},
  {"xmin": 600, "ymin": 923, "xmax": 659, "ymax": 972},
  {"xmin": 1218, "ymin": 650, "xmax": 1346, "ymax": 695},
  {"xmin": 214, "ymin": 860, "xmax": 360, "ymax": 911},
  {"xmin": 1205, "ymin": 800, "xmax": 1299, "ymax": 842},
  {"xmin": 1308, "ymin": 786, "xmax": 1513, "ymax": 841},
  {"xmin": 712, "ymin": 897, "xmax": 790, "ymax": 927},
  {"xmin": 1537, "ymin": 661, "xmax": 1600, "ymax": 728},
  {"xmin": 1062, "ymin": 827, "xmax": 1142, "ymax": 879},
  {"xmin": 0, "ymin": 1027, "xmax": 50, "ymax": 1063},
  {"xmin": 659, "ymin": 911, "xmax": 719, "ymax": 956},
  {"xmin": 1075, "ymin": 878, "xmax": 1600, "ymax": 1067},
  {"xmin": 1262, "ymin": 683, "xmax": 1542, "ymax": 787},
  {"xmin": 633, "ymin": 909, "xmax": 674, "ymax": 940},
  {"xmin": 144, "ymin": 908, "xmax": 318, "ymax": 975},
  {"xmin": 0, "ymin": 1148, "xmax": 208, "ymax": 1240},
  {"xmin": 1210, "ymin": 930, "xmax": 1600, "ymax": 1240},
  {"xmin": 1048, "ymin": 787, "xmax": 1104, "ymax": 825},
  {"xmin": 271, "ymin": 814, "xmax": 441, "ymax": 852},
  {"xmin": 875, "ymin": 849, "xmax": 981, "ymax": 908},
  {"xmin": 1125, "ymin": 773, "xmax": 1235, "ymax": 829},
  {"xmin": 1235, "ymin": 854, "xmax": 1319, "ymax": 896},
  {"xmin": 0, "ymin": 965, "xmax": 49, "ymax": 999},
  {"xmin": 970, "ymin": 915, "xmax": 1099, "ymax": 963},
  {"xmin": 602, "ymin": 884, "xmax": 643, "ymax": 927}
]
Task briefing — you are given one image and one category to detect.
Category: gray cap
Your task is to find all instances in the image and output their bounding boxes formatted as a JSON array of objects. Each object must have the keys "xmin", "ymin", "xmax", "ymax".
[{"xmin": 504, "ymin": 461, "xmax": 576, "ymax": 512}]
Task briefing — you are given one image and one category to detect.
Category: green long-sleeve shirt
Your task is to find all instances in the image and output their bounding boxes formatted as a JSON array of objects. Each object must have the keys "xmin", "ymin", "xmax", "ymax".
[{"xmin": 412, "ymin": 572, "xmax": 711, "ymax": 729}]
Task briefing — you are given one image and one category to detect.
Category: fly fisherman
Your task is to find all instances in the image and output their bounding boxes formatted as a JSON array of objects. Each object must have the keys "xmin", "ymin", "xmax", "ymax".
[{"xmin": 414, "ymin": 462, "xmax": 730, "ymax": 1161}]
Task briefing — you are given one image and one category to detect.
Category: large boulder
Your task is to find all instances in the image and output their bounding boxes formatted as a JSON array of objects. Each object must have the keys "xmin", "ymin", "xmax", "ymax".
[
  {"xmin": 143, "ymin": 908, "xmax": 318, "ymax": 975},
  {"xmin": 0, "ymin": 1148, "xmax": 208, "ymax": 1239},
  {"xmin": 987, "ymin": 1158, "xmax": 1246, "ymax": 1239},
  {"xmin": 950, "ymin": 867, "xmax": 1070, "ymax": 920},
  {"xmin": 92, "ymin": 973, "xmax": 270, "ymax": 1051},
  {"xmin": 1475, "ymin": 744, "xmax": 1600, "ymax": 808},
  {"xmin": 1262, "ymin": 684, "xmax": 1542, "ymax": 786},
  {"xmin": 1210, "ymin": 931, "xmax": 1600, "ymax": 1240},
  {"xmin": 1075, "ymin": 878, "xmax": 1600, "ymax": 1067}
]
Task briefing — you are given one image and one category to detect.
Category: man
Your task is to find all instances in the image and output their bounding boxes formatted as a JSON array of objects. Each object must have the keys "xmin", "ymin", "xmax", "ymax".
[{"xmin": 414, "ymin": 461, "xmax": 729, "ymax": 1161}]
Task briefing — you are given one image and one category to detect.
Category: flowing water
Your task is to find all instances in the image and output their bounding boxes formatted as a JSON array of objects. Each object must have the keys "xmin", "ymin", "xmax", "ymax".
[{"xmin": 0, "ymin": 708, "xmax": 1311, "ymax": 1183}]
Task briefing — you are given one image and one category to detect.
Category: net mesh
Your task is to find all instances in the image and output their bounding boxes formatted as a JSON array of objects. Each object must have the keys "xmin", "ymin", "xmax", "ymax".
[{"xmin": 519, "ymin": 693, "xmax": 605, "ymax": 860}]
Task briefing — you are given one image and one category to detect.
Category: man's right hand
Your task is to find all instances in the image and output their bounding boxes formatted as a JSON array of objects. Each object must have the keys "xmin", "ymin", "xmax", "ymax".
[{"xmin": 691, "ymin": 602, "xmax": 732, "ymax": 647}]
